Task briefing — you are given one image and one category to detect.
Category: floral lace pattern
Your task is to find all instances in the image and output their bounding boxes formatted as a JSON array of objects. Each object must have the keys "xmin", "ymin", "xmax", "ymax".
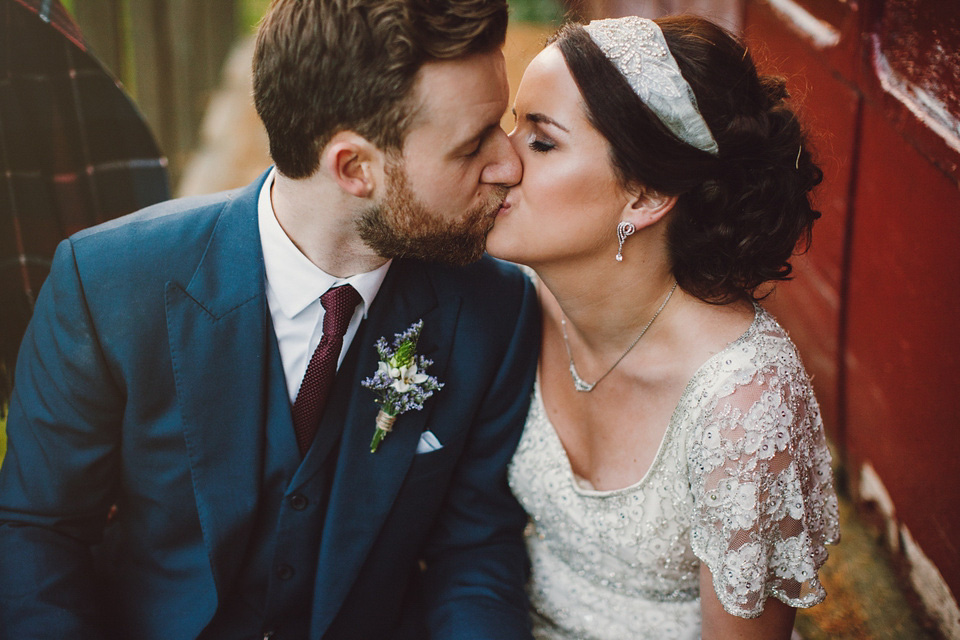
[{"xmin": 508, "ymin": 307, "xmax": 839, "ymax": 640}]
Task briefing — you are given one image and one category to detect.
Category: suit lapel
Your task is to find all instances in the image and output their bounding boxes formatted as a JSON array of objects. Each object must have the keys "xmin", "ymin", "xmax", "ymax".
[
  {"xmin": 309, "ymin": 259, "xmax": 461, "ymax": 634},
  {"xmin": 165, "ymin": 173, "xmax": 269, "ymax": 597}
]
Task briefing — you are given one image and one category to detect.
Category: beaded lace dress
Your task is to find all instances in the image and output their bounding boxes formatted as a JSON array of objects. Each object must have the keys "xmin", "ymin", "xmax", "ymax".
[{"xmin": 508, "ymin": 307, "xmax": 840, "ymax": 639}]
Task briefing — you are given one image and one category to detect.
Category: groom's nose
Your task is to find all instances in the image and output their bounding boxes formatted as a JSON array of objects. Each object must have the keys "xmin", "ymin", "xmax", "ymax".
[{"xmin": 480, "ymin": 127, "xmax": 522, "ymax": 187}]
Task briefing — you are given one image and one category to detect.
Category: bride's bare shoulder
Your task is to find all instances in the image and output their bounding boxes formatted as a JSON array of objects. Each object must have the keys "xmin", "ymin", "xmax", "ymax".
[{"xmin": 666, "ymin": 296, "xmax": 756, "ymax": 373}]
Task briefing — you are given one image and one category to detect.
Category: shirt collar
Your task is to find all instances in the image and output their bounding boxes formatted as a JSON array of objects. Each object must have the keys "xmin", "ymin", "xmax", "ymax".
[{"xmin": 258, "ymin": 168, "xmax": 391, "ymax": 319}]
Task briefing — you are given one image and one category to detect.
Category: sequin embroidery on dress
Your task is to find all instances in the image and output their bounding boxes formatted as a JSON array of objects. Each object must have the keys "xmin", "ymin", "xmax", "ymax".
[{"xmin": 508, "ymin": 307, "xmax": 840, "ymax": 640}]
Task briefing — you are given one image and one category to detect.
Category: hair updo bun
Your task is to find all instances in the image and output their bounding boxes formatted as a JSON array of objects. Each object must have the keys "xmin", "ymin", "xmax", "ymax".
[{"xmin": 551, "ymin": 15, "xmax": 823, "ymax": 304}]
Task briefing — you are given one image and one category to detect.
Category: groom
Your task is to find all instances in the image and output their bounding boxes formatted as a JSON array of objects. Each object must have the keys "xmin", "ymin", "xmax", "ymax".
[{"xmin": 0, "ymin": 1, "xmax": 538, "ymax": 638}]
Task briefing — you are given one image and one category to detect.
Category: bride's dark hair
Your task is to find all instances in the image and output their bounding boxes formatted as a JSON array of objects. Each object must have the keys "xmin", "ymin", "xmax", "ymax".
[{"xmin": 551, "ymin": 16, "xmax": 823, "ymax": 304}]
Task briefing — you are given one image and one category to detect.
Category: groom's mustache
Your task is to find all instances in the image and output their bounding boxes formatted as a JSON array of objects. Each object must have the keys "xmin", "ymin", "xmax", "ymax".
[{"xmin": 484, "ymin": 185, "xmax": 509, "ymax": 218}]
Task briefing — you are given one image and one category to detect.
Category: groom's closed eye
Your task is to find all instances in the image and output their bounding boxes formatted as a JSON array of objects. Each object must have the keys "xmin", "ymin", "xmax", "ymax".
[
  {"xmin": 452, "ymin": 136, "xmax": 482, "ymax": 158},
  {"xmin": 453, "ymin": 123, "xmax": 501, "ymax": 158}
]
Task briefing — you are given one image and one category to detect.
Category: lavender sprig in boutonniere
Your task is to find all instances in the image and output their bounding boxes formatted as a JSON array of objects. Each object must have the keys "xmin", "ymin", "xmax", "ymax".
[{"xmin": 361, "ymin": 320, "xmax": 443, "ymax": 453}]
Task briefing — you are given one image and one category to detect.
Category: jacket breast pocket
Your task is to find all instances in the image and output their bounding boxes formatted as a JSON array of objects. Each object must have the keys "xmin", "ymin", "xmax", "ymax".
[{"xmin": 404, "ymin": 442, "xmax": 457, "ymax": 484}]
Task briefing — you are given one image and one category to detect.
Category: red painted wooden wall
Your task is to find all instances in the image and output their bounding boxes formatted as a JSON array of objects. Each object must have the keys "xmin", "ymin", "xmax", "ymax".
[{"xmin": 742, "ymin": 0, "xmax": 960, "ymax": 608}]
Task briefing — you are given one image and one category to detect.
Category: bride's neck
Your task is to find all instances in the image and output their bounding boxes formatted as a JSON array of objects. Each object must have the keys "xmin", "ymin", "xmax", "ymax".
[{"xmin": 536, "ymin": 255, "xmax": 679, "ymax": 352}]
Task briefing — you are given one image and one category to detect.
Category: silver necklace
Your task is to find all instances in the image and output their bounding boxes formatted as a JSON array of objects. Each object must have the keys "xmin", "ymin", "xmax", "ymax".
[{"xmin": 560, "ymin": 281, "xmax": 678, "ymax": 392}]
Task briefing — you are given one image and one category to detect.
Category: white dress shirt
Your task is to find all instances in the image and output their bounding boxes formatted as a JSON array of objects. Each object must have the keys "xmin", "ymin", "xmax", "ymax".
[{"xmin": 258, "ymin": 168, "xmax": 391, "ymax": 403}]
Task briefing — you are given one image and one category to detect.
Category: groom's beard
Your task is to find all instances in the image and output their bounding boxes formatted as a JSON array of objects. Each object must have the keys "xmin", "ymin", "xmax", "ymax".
[{"xmin": 357, "ymin": 160, "xmax": 506, "ymax": 266}]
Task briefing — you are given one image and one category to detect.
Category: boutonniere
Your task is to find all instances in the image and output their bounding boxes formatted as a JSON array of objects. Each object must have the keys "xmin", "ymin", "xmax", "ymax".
[{"xmin": 362, "ymin": 320, "xmax": 443, "ymax": 453}]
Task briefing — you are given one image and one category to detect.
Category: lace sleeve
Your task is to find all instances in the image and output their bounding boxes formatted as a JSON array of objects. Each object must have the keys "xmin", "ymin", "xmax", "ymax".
[{"xmin": 687, "ymin": 354, "xmax": 840, "ymax": 618}]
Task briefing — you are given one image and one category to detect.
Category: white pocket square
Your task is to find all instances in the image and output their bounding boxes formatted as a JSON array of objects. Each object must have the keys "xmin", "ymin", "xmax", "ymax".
[{"xmin": 416, "ymin": 430, "xmax": 443, "ymax": 454}]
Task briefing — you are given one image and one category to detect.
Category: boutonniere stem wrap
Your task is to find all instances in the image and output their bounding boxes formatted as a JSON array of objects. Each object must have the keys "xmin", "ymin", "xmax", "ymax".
[{"xmin": 362, "ymin": 320, "xmax": 443, "ymax": 452}]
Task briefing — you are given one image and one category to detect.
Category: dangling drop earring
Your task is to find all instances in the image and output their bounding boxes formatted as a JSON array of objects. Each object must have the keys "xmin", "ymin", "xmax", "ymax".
[{"xmin": 615, "ymin": 221, "xmax": 635, "ymax": 262}]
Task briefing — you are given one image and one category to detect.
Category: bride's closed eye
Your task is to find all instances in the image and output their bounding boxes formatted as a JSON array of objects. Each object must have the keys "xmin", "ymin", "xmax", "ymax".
[{"xmin": 528, "ymin": 136, "xmax": 556, "ymax": 153}]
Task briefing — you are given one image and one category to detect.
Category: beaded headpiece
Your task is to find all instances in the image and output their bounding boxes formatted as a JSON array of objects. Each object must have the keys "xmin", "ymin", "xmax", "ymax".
[{"xmin": 583, "ymin": 16, "xmax": 719, "ymax": 156}]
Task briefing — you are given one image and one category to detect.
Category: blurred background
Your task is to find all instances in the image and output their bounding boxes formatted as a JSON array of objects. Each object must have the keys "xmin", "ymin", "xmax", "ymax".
[{"xmin": 2, "ymin": 0, "xmax": 958, "ymax": 637}]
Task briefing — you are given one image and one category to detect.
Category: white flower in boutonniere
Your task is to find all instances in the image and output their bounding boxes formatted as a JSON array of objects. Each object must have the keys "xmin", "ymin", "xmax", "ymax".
[{"xmin": 361, "ymin": 320, "xmax": 443, "ymax": 453}]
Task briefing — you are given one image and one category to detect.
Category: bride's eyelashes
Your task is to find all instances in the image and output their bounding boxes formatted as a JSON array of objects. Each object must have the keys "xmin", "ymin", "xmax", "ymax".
[{"xmin": 528, "ymin": 136, "xmax": 556, "ymax": 153}]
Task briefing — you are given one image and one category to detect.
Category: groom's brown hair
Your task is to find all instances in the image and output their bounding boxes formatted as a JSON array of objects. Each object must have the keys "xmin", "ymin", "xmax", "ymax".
[{"xmin": 253, "ymin": 0, "xmax": 508, "ymax": 179}]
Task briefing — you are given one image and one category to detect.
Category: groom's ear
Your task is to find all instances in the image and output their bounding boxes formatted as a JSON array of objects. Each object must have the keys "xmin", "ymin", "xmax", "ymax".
[
  {"xmin": 622, "ymin": 185, "xmax": 677, "ymax": 230},
  {"xmin": 321, "ymin": 131, "xmax": 384, "ymax": 199}
]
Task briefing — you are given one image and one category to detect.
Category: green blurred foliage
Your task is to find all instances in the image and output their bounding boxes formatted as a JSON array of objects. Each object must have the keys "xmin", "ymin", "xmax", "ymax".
[
  {"xmin": 59, "ymin": 0, "xmax": 265, "ymax": 33},
  {"xmin": 510, "ymin": 0, "xmax": 565, "ymax": 24},
  {"xmin": 241, "ymin": 0, "xmax": 270, "ymax": 33}
]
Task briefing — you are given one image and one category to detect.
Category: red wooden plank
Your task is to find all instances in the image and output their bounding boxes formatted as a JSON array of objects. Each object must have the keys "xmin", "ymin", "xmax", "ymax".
[
  {"xmin": 861, "ymin": 0, "xmax": 960, "ymax": 184},
  {"xmin": 744, "ymin": 0, "xmax": 861, "ymax": 440},
  {"xmin": 845, "ymin": 101, "xmax": 960, "ymax": 599}
]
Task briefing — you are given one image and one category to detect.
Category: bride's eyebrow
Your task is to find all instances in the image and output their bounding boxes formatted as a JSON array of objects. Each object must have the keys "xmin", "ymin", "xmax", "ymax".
[{"xmin": 525, "ymin": 111, "xmax": 569, "ymax": 133}]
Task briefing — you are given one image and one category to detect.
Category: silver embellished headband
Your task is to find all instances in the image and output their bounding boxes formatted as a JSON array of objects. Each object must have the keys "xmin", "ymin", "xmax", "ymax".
[{"xmin": 583, "ymin": 16, "xmax": 719, "ymax": 156}]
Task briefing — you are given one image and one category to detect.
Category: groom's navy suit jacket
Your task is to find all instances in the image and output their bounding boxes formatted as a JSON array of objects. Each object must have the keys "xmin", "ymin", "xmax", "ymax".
[{"xmin": 0, "ymin": 172, "xmax": 539, "ymax": 639}]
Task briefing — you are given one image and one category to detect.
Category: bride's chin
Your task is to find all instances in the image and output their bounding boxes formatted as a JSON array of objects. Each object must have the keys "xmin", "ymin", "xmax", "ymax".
[{"xmin": 484, "ymin": 227, "xmax": 520, "ymax": 262}]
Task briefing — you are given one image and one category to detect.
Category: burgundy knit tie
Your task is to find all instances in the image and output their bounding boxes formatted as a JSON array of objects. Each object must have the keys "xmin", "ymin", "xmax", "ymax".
[{"xmin": 292, "ymin": 284, "xmax": 363, "ymax": 456}]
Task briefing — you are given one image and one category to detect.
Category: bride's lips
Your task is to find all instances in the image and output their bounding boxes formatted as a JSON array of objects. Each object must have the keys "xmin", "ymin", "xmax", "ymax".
[{"xmin": 495, "ymin": 201, "xmax": 512, "ymax": 216}]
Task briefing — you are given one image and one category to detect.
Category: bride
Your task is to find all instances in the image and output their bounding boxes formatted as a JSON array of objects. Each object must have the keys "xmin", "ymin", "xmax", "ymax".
[{"xmin": 486, "ymin": 15, "xmax": 839, "ymax": 640}]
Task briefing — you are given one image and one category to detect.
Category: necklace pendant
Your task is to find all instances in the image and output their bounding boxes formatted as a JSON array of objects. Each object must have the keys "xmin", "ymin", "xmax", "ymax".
[
  {"xmin": 569, "ymin": 362, "xmax": 596, "ymax": 392},
  {"xmin": 560, "ymin": 281, "xmax": 678, "ymax": 394}
]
